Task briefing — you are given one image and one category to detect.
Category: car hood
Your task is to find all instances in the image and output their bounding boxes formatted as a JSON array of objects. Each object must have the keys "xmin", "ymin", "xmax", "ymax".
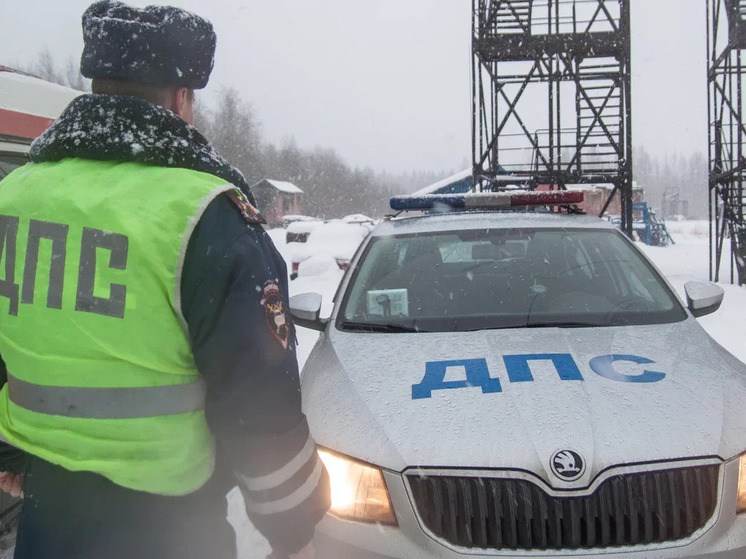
[{"xmin": 302, "ymin": 318, "xmax": 746, "ymax": 488}]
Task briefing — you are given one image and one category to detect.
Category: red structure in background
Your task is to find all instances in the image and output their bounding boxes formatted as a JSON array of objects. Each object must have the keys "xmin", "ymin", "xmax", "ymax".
[
  {"xmin": 0, "ymin": 108, "xmax": 55, "ymax": 140},
  {"xmin": 251, "ymin": 179, "xmax": 304, "ymax": 227},
  {"xmin": 535, "ymin": 184, "xmax": 645, "ymax": 218},
  {"xmin": 0, "ymin": 66, "xmax": 80, "ymax": 143}
]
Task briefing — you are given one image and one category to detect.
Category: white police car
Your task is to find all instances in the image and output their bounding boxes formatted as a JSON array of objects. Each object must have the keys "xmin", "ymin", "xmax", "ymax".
[{"xmin": 290, "ymin": 191, "xmax": 746, "ymax": 558}]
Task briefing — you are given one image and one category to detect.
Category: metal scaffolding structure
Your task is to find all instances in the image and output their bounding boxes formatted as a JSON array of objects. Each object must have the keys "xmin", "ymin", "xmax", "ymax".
[
  {"xmin": 708, "ymin": 0, "xmax": 746, "ymax": 285},
  {"xmin": 471, "ymin": 0, "xmax": 633, "ymax": 236}
]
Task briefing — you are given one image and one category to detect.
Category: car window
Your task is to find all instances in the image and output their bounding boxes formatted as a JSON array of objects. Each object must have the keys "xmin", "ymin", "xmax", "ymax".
[
  {"xmin": 338, "ymin": 227, "xmax": 687, "ymax": 332},
  {"xmin": 0, "ymin": 153, "xmax": 28, "ymax": 181}
]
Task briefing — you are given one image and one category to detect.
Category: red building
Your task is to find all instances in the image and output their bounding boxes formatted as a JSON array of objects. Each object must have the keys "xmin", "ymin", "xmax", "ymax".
[{"xmin": 251, "ymin": 179, "xmax": 304, "ymax": 227}]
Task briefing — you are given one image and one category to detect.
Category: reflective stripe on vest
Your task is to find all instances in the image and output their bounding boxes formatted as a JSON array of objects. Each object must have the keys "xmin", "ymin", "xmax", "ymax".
[{"xmin": 7, "ymin": 373, "xmax": 206, "ymax": 419}]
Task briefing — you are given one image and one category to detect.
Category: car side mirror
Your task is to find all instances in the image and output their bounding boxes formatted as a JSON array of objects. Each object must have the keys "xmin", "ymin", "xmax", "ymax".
[
  {"xmin": 684, "ymin": 281, "xmax": 724, "ymax": 318},
  {"xmin": 289, "ymin": 292, "xmax": 328, "ymax": 331}
]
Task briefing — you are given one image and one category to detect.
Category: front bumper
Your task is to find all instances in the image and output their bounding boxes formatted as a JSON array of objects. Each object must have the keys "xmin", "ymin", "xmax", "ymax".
[{"xmin": 314, "ymin": 458, "xmax": 746, "ymax": 558}]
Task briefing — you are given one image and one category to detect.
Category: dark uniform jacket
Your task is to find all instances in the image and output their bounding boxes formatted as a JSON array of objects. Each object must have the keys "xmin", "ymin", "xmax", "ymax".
[{"xmin": 0, "ymin": 94, "xmax": 330, "ymax": 559}]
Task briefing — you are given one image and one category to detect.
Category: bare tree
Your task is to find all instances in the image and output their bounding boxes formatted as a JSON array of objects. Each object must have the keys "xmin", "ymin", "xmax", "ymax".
[
  {"xmin": 17, "ymin": 49, "xmax": 89, "ymax": 91},
  {"xmin": 33, "ymin": 46, "xmax": 60, "ymax": 84},
  {"xmin": 192, "ymin": 98, "xmax": 212, "ymax": 138},
  {"xmin": 206, "ymin": 87, "xmax": 264, "ymax": 186},
  {"xmin": 63, "ymin": 56, "xmax": 89, "ymax": 91},
  {"xmin": 196, "ymin": 88, "xmax": 450, "ymax": 219}
]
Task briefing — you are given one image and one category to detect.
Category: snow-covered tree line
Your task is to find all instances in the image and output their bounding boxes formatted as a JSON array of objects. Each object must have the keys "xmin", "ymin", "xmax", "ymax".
[
  {"xmin": 634, "ymin": 147, "xmax": 708, "ymax": 220},
  {"xmin": 19, "ymin": 51, "xmax": 448, "ymax": 219},
  {"xmin": 195, "ymin": 87, "xmax": 392, "ymax": 218},
  {"xmin": 195, "ymin": 88, "xmax": 458, "ymax": 219}
]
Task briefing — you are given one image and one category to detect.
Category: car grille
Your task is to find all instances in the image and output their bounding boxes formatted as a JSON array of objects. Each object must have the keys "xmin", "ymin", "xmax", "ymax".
[{"xmin": 406, "ymin": 465, "xmax": 719, "ymax": 551}]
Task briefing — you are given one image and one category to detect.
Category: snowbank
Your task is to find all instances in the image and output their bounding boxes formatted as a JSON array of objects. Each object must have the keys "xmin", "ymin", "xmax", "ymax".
[{"xmin": 639, "ymin": 222, "xmax": 743, "ymax": 364}]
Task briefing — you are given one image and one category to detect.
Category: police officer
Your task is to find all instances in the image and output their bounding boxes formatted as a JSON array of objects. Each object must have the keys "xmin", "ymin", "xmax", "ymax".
[{"xmin": 0, "ymin": 2, "xmax": 329, "ymax": 558}]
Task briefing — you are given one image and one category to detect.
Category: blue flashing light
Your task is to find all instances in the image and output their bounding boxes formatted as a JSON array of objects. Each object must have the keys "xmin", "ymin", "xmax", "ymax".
[{"xmin": 390, "ymin": 195, "xmax": 469, "ymax": 211}]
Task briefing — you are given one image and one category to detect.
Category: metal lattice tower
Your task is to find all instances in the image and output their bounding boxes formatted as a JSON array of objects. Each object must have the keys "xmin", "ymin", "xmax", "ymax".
[
  {"xmin": 471, "ymin": 0, "xmax": 633, "ymax": 236},
  {"xmin": 708, "ymin": 0, "xmax": 746, "ymax": 285}
]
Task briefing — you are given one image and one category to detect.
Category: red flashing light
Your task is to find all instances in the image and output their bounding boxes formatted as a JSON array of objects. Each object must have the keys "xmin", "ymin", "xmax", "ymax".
[{"xmin": 509, "ymin": 191, "xmax": 584, "ymax": 206}]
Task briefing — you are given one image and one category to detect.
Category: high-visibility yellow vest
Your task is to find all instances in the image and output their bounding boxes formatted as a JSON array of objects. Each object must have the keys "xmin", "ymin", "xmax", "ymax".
[{"xmin": 0, "ymin": 158, "xmax": 235, "ymax": 495}]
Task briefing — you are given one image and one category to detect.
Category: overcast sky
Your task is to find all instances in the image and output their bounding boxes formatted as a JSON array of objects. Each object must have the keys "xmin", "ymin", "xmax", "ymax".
[{"xmin": 0, "ymin": 0, "xmax": 707, "ymax": 174}]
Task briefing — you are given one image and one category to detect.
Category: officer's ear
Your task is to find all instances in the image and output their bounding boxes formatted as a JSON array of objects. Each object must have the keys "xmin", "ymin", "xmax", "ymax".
[{"xmin": 171, "ymin": 87, "xmax": 195, "ymax": 125}]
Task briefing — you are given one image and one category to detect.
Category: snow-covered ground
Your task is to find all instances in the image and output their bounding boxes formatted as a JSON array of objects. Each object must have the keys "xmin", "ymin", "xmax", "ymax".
[{"xmin": 639, "ymin": 220, "xmax": 746, "ymax": 364}]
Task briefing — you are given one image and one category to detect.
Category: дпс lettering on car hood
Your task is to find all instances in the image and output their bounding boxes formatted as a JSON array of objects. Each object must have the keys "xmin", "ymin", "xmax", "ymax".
[{"xmin": 302, "ymin": 318, "xmax": 746, "ymax": 487}]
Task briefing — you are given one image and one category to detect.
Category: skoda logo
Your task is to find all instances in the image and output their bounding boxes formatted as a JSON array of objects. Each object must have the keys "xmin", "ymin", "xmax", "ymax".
[{"xmin": 550, "ymin": 450, "xmax": 585, "ymax": 481}]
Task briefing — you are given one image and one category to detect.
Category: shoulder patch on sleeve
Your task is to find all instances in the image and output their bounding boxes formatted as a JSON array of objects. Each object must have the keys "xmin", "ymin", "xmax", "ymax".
[
  {"xmin": 225, "ymin": 188, "xmax": 266, "ymax": 225},
  {"xmin": 261, "ymin": 280, "xmax": 290, "ymax": 350}
]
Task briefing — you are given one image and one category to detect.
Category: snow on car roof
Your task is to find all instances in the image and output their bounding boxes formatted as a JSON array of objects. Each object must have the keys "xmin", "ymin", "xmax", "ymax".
[
  {"xmin": 283, "ymin": 214, "xmax": 317, "ymax": 221},
  {"xmin": 287, "ymin": 219, "xmax": 324, "ymax": 234},
  {"xmin": 342, "ymin": 213, "xmax": 374, "ymax": 223},
  {"xmin": 308, "ymin": 220, "xmax": 370, "ymax": 241},
  {"xmin": 0, "ymin": 69, "xmax": 80, "ymax": 118},
  {"xmin": 372, "ymin": 211, "xmax": 616, "ymax": 237}
]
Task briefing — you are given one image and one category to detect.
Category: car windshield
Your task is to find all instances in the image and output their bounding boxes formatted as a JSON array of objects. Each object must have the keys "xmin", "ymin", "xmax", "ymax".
[{"xmin": 338, "ymin": 227, "xmax": 687, "ymax": 332}]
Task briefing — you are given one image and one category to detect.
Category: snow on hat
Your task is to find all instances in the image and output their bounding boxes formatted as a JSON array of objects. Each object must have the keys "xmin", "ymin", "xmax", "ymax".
[{"xmin": 80, "ymin": 0, "xmax": 216, "ymax": 89}]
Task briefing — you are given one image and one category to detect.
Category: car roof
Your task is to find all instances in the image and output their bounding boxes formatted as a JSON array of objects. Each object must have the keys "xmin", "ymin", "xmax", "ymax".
[{"xmin": 370, "ymin": 210, "xmax": 617, "ymax": 237}]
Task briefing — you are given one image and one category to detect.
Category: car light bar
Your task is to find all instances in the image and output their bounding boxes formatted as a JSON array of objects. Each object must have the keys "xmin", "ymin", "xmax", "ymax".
[{"xmin": 390, "ymin": 190, "xmax": 584, "ymax": 211}]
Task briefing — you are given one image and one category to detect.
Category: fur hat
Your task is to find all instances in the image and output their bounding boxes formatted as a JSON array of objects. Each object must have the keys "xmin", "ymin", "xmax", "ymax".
[{"xmin": 80, "ymin": 1, "xmax": 216, "ymax": 89}]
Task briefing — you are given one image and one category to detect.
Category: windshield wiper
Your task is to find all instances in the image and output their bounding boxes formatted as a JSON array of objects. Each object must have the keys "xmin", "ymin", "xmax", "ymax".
[
  {"xmin": 524, "ymin": 321, "xmax": 603, "ymax": 328},
  {"xmin": 338, "ymin": 321, "xmax": 425, "ymax": 333}
]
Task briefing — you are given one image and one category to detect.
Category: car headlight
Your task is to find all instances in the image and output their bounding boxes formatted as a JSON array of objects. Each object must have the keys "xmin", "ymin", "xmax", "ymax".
[
  {"xmin": 317, "ymin": 448, "xmax": 397, "ymax": 525},
  {"xmin": 738, "ymin": 454, "xmax": 746, "ymax": 513}
]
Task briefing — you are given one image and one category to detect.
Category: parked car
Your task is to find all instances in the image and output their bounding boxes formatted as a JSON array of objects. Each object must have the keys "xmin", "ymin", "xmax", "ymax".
[
  {"xmin": 290, "ymin": 219, "xmax": 372, "ymax": 280},
  {"xmin": 341, "ymin": 213, "xmax": 376, "ymax": 226},
  {"xmin": 281, "ymin": 214, "xmax": 318, "ymax": 229},
  {"xmin": 290, "ymin": 191, "xmax": 746, "ymax": 558},
  {"xmin": 285, "ymin": 218, "xmax": 323, "ymax": 244},
  {"xmin": 0, "ymin": 67, "xmax": 80, "ymax": 180}
]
